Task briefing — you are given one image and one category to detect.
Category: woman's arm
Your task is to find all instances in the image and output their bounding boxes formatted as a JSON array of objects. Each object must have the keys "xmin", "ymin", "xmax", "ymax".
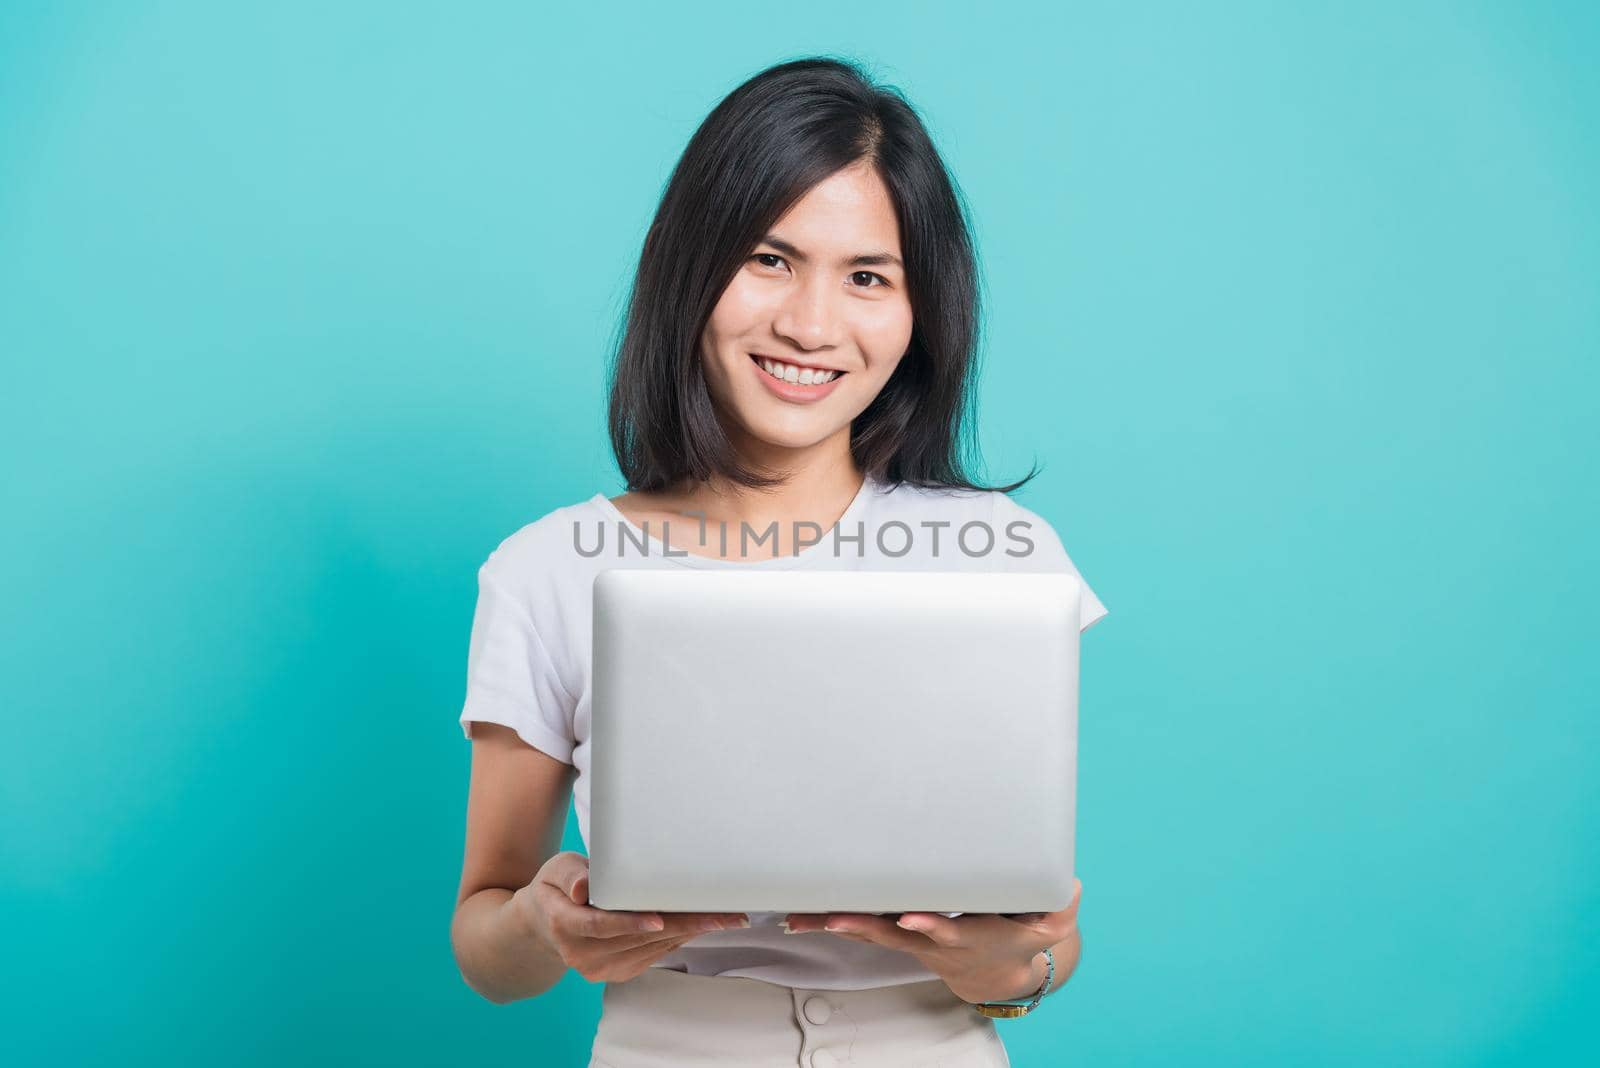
[{"xmin": 450, "ymin": 722, "xmax": 575, "ymax": 1003}]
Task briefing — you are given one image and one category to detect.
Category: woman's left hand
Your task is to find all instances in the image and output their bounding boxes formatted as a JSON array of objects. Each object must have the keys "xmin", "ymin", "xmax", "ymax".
[{"xmin": 782, "ymin": 878, "xmax": 1082, "ymax": 1005}]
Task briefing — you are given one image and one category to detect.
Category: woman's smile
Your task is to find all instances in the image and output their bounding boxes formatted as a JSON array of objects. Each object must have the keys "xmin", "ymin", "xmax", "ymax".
[{"xmin": 749, "ymin": 352, "xmax": 849, "ymax": 403}]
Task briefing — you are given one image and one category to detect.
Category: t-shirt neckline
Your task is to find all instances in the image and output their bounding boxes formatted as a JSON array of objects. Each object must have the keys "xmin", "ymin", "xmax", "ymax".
[{"xmin": 587, "ymin": 473, "xmax": 881, "ymax": 569}]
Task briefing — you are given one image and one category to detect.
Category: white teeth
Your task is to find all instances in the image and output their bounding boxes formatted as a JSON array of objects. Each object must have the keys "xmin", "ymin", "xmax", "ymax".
[{"xmin": 757, "ymin": 356, "xmax": 838, "ymax": 385}]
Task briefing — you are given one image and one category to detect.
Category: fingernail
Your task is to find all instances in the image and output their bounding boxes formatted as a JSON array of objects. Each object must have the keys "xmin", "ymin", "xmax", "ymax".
[
  {"xmin": 896, "ymin": 918, "xmax": 920, "ymax": 931},
  {"xmin": 824, "ymin": 922, "xmax": 845, "ymax": 933},
  {"xmin": 782, "ymin": 922, "xmax": 802, "ymax": 934},
  {"xmin": 641, "ymin": 918, "xmax": 664, "ymax": 931}
]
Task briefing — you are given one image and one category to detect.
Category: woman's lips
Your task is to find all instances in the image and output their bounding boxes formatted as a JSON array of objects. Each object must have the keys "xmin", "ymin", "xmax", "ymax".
[{"xmin": 749, "ymin": 353, "xmax": 847, "ymax": 403}]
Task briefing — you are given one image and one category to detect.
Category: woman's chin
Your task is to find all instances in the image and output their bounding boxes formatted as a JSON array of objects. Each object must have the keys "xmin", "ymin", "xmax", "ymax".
[{"xmin": 732, "ymin": 417, "xmax": 849, "ymax": 456}]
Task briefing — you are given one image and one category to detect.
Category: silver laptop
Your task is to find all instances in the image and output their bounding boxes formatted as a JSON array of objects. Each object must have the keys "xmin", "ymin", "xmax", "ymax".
[{"xmin": 587, "ymin": 568, "xmax": 1082, "ymax": 915}]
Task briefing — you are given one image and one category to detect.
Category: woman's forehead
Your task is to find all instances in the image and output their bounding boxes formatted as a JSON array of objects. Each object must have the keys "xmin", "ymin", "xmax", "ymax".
[{"xmin": 767, "ymin": 167, "xmax": 903, "ymax": 259}]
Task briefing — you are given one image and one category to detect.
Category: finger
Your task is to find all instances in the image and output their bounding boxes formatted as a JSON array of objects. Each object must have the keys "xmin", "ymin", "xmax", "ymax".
[
  {"xmin": 1049, "ymin": 881, "xmax": 1083, "ymax": 935},
  {"xmin": 602, "ymin": 933, "xmax": 700, "ymax": 979},
  {"xmin": 650, "ymin": 912, "xmax": 750, "ymax": 938},
  {"xmin": 589, "ymin": 923, "xmax": 718, "ymax": 954},
  {"xmin": 1039, "ymin": 903, "xmax": 1082, "ymax": 944},
  {"xmin": 547, "ymin": 871, "xmax": 748, "ymax": 940},
  {"xmin": 823, "ymin": 913, "xmax": 926, "ymax": 951},
  {"xmin": 534, "ymin": 854, "xmax": 589, "ymax": 902},
  {"xmin": 894, "ymin": 912, "xmax": 963, "ymax": 947},
  {"xmin": 1010, "ymin": 882, "xmax": 1083, "ymax": 940},
  {"xmin": 596, "ymin": 910, "xmax": 749, "ymax": 941},
  {"xmin": 1010, "ymin": 907, "xmax": 1077, "ymax": 943},
  {"xmin": 535, "ymin": 882, "xmax": 669, "ymax": 940}
]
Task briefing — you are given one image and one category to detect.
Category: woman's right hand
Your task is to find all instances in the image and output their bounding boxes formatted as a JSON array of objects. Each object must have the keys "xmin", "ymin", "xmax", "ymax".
[{"xmin": 514, "ymin": 851, "xmax": 749, "ymax": 983}]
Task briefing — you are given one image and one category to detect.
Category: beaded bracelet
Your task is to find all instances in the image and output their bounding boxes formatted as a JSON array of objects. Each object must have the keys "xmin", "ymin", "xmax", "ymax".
[{"xmin": 971, "ymin": 946, "xmax": 1054, "ymax": 1019}]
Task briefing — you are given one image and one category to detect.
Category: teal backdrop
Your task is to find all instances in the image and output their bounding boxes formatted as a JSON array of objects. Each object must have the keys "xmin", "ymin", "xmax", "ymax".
[{"xmin": 3, "ymin": 2, "xmax": 1596, "ymax": 1065}]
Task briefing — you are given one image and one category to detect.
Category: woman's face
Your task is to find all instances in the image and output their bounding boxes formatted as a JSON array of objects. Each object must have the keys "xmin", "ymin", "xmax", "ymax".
[{"xmin": 699, "ymin": 161, "xmax": 914, "ymax": 464}]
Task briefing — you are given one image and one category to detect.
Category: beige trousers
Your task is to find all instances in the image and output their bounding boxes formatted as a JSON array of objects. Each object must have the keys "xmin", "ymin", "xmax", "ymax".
[{"xmin": 587, "ymin": 966, "xmax": 1012, "ymax": 1067}]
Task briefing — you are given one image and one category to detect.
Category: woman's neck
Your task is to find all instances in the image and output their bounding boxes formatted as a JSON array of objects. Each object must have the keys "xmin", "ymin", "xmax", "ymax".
[
  {"xmin": 612, "ymin": 461, "xmax": 868, "ymax": 561},
  {"xmin": 682, "ymin": 463, "xmax": 867, "ymax": 537}
]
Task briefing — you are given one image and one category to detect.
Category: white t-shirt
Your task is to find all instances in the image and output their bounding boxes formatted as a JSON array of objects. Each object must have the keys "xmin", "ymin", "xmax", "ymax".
[{"xmin": 458, "ymin": 472, "xmax": 1108, "ymax": 990}]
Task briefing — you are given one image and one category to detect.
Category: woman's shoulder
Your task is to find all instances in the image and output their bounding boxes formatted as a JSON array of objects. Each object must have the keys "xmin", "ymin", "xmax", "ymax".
[
  {"xmin": 474, "ymin": 491, "xmax": 611, "ymax": 590},
  {"xmin": 986, "ymin": 485, "xmax": 1052, "ymax": 529},
  {"xmin": 874, "ymin": 477, "xmax": 1039, "ymax": 526}
]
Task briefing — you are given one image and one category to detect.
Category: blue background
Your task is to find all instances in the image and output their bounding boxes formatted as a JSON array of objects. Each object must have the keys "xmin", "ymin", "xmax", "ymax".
[{"xmin": 3, "ymin": 2, "xmax": 1596, "ymax": 1065}]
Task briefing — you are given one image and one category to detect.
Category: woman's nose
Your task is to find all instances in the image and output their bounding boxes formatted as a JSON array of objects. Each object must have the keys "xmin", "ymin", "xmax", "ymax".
[{"xmin": 773, "ymin": 277, "xmax": 842, "ymax": 352}]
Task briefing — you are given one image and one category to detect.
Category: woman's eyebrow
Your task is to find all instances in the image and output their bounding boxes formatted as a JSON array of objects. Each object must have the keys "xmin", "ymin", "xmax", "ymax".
[{"xmin": 761, "ymin": 233, "xmax": 903, "ymax": 269}]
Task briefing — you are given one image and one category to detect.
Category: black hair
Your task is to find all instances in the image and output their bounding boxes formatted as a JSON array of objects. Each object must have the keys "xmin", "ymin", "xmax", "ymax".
[{"xmin": 605, "ymin": 55, "xmax": 1037, "ymax": 495}]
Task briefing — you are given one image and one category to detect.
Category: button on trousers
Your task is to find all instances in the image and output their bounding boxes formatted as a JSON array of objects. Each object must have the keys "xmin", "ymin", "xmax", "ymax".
[{"xmin": 587, "ymin": 966, "xmax": 1011, "ymax": 1067}]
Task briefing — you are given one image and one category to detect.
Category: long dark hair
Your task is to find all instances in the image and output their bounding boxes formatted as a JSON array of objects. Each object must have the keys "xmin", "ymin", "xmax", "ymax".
[{"xmin": 606, "ymin": 55, "xmax": 1037, "ymax": 495}]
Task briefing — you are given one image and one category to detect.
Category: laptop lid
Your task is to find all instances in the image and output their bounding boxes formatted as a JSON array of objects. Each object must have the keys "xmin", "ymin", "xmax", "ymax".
[{"xmin": 588, "ymin": 568, "xmax": 1081, "ymax": 915}]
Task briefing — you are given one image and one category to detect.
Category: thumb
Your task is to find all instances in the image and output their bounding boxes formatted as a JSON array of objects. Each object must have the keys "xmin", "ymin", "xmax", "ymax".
[{"xmin": 569, "ymin": 870, "xmax": 589, "ymax": 905}]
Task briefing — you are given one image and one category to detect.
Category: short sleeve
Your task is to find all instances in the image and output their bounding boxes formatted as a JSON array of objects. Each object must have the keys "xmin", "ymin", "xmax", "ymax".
[
  {"xmin": 458, "ymin": 558, "xmax": 579, "ymax": 763},
  {"xmin": 991, "ymin": 493, "xmax": 1110, "ymax": 633}
]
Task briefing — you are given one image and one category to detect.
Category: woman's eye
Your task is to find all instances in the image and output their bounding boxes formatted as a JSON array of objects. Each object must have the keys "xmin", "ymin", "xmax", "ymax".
[{"xmin": 751, "ymin": 255, "xmax": 887, "ymax": 290}]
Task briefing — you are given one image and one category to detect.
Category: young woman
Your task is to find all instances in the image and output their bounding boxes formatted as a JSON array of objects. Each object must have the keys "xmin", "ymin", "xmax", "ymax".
[{"xmin": 451, "ymin": 57, "xmax": 1108, "ymax": 1067}]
